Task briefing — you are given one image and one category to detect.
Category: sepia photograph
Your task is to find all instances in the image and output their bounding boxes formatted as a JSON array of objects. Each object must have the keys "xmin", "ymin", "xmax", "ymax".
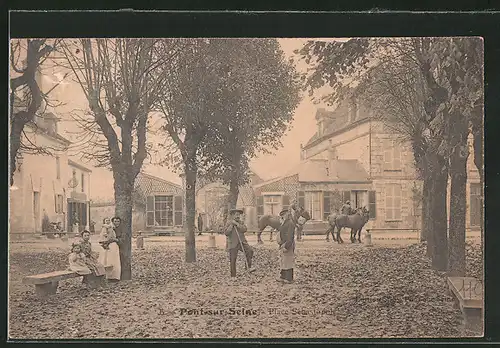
[{"xmin": 8, "ymin": 36, "xmax": 484, "ymax": 339}]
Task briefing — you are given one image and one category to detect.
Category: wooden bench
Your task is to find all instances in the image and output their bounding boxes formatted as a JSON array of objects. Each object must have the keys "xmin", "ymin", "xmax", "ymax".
[
  {"xmin": 447, "ymin": 276, "xmax": 483, "ymax": 333},
  {"xmin": 23, "ymin": 266, "xmax": 113, "ymax": 298}
]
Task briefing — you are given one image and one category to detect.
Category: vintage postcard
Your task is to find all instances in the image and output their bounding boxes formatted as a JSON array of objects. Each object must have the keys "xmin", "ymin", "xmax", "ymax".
[{"xmin": 8, "ymin": 36, "xmax": 484, "ymax": 339}]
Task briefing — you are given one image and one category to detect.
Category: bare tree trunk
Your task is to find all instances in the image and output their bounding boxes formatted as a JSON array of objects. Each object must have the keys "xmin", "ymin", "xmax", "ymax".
[
  {"xmin": 184, "ymin": 152, "xmax": 197, "ymax": 263},
  {"xmin": 471, "ymin": 109, "xmax": 484, "ymax": 252},
  {"xmin": 113, "ymin": 171, "xmax": 134, "ymax": 280},
  {"xmin": 448, "ymin": 153, "xmax": 468, "ymax": 276},
  {"xmin": 421, "ymin": 178, "xmax": 431, "ymax": 243},
  {"xmin": 9, "ymin": 116, "xmax": 27, "ymax": 186},
  {"xmin": 430, "ymin": 170, "xmax": 449, "ymax": 271},
  {"xmin": 228, "ymin": 176, "xmax": 239, "ymax": 210}
]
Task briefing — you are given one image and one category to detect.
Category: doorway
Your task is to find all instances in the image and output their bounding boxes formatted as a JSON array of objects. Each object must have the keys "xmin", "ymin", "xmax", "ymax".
[{"xmin": 33, "ymin": 191, "xmax": 40, "ymax": 232}]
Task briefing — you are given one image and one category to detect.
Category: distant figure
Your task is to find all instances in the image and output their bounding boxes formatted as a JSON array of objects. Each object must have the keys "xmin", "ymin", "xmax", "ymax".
[
  {"xmin": 341, "ymin": 200, "xmax": 353, "ymax": 215},
  {"xmin": 198, "ymin": 213, "xmax": 203, "ymax": 236},
  {"xmin": 136, "ymin": 231, "xmax": 144, "ymax": 250}
]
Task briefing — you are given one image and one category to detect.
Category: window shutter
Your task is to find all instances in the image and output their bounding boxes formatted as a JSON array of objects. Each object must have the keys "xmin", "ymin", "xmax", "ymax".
[
  {"xmin": 393, "ymin": 142, "xmax": 401, "ymax": 170},
  {"xmin": 369, "ymin": 190, "xmax": 376, "ymax": 219},
  {"xmin": 174, "ymin": 195, "xmax": 183, "ymax": 226},
  {"xmin": 323, "ymin": 191, "xmax": 331, "ymax": 220},
  {"xmin": 298, "ymin": 191, "xmax": 305, "ymax": 208},
  {"xmin": 257, "ymin": 196, "xmax": 264, "ymax": 216},
  {"xmin": 282, "ymin": 195, "xmax": 290, "ymax": 211},
  {"xmin": 146, "ymin": 196, "xmax": 155, "ymax": 226}
]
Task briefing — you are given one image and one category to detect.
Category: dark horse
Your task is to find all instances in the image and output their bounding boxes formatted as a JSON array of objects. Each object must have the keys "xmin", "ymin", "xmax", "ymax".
[
  {"xmin": 256, "ymin": 205, "xmax": 311, "ymax": 244},
  {"xmin": 326, "ymin": 207, "xmax": 370, "ymax": 243}
]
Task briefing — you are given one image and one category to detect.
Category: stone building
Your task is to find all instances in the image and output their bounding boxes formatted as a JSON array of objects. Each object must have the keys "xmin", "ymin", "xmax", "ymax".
[
  {"xmin": 256, "ymin": 99, "xmax": 482, "ymax": 235},
  {"xmin": 90, "ymin": 172, "xmax": 183, "ymax": 235},
  {"xmin": 9, "ymin": 111, "xmax": 94, "ymax": 237}
]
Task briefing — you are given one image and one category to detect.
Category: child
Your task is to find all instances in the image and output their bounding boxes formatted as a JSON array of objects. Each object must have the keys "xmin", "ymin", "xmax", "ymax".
[
  {"xmin": 136, "ymin": 231, "xmax": 144, "ymax": 250},
  {"xmin": 99, "ymin": 218, "xmax": 113, "ymax": 250},
  {"xmin": 68, "ymin": 243, "xmax": 92, "ymax": 275}
]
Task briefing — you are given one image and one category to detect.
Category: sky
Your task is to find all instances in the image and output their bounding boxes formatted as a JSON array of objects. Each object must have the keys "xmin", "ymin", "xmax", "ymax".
[{"xmin": 39, "ymin": 38, "xmax": 341, "ymax": 201}]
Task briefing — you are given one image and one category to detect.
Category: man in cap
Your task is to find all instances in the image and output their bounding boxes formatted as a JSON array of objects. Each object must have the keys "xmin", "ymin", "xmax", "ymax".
[
  {"xmin": 277, "ymin": 208, "xmax": 296, "ymax": 284},
  {"xmin": 341, "ymin": 200, "xmax": 353, "ymax": 215},
  {"xmin": 225, "ymin": 208, "xmax": 255, "ymax": 278}
]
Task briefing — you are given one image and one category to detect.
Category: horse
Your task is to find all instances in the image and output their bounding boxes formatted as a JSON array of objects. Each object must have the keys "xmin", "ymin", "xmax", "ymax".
[
  {"xmin": 256, "ymin": 205, "xmax": 311, "ymax": 244},
  {"xmin": 334, "ymin": 207, "xmax": 370, "ymax": 244}
]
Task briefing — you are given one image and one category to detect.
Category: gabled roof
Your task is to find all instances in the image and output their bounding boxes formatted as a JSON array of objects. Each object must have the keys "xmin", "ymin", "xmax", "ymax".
[
  {"xmin": 134, "ymin": 172, "xmax": 183, "ymax": 198},
  {"xmin": 278, "ymin": 158, "xmax": 370, "ymax": 183},
  {"xmin": 68, "ymin": 159, "xmax": 92, "ymax": 173}
]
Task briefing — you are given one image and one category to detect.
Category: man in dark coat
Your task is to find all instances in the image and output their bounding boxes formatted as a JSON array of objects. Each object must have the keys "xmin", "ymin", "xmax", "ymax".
[
  {"xmin": 277, "ymin": 208, "xmax": 296, "ymax": 284},
  {"xmin": 225, "ymin": 208, "xmax": 255, "ymax": 278},
  {"xmin": 341, "ymin": 200, "xmax": 353, "ymax": 215},
  {"xmin": 197, "ymin": 213, "xmax": 203, "ymax": 236}
]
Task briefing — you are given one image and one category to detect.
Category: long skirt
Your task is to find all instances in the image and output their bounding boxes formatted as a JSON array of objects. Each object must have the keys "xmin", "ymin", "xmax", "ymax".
[
  {"xmin": 98, "ymin": 242, "xmax": 121, "ymax": 280},
  {"xmin": 280, "ymin": 245, "xmax": 295, "ymax": 270}
]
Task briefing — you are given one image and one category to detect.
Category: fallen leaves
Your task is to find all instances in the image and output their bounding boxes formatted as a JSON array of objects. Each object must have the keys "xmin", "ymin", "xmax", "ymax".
[{"xmin": 8, "ymin": 239, "xmax": 482, "ymax": 339}]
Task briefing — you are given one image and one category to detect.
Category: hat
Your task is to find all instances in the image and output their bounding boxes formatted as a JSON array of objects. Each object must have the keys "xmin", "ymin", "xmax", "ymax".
[
  {"xmin": 345, "ymin": 200, "xmax": 351, "ymax": 205},
  {"xmin": 279, "ymin": 209, "xmax": 289, "ymax": 217},
  {"xmin": 229, "ymin": 208, "xmax": 244, "ymax": 215}
]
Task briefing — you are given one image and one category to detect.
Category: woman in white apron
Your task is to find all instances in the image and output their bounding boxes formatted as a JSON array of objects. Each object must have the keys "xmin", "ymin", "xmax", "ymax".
[{"xmin": 98, "ymin": 217, "xmax": 121, "ymax": 282}]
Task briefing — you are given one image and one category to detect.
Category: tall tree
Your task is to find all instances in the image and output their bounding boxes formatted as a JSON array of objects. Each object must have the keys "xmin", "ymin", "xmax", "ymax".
[
  {"xmin": 10, "ymin": 39, "xmax": 60, "ymax": 186},
  {"xmin": 297, "ymin": 38, "xmax": 453, "ymax": 270},
  {"xmin": 426, "ymin": 38, "xmax": 483, "ymax": 276},
  {"xmin": 60, "ymin": 39, "xmax": 181, "ymax": 279},
  {"xmin": 201, "ymin": 39, "xmax": 301, "ymax": 214},
  {"xmin": 156, "ymin": 39, "xmax": 227, "ymax": 263}
]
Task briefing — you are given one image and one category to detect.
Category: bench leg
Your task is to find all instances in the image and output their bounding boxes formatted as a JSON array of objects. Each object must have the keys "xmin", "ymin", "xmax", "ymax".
[
  {"xmin": 463, "ymin": 308, "xmax": 483, "ymax": 334},
  {"xmin": 34, "ymin": 281, "xmax": 59, "ymax": 297},
  {"xmin": 84, "ymin": 275, "xmax": 105, "ymax": 289}
]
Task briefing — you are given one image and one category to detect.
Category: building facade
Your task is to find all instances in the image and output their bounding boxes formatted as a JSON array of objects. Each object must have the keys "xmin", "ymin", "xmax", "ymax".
[
  {"xmin": 8, "ymin": 112, "xmax": 94, "ymax": 237},
  {"xmin": 254, "ymin": 100, "xmax": 481, "ymax": 234},
  {"xmin": 90, "ymin": 172, "xmax": 184, "ymax": 235}
]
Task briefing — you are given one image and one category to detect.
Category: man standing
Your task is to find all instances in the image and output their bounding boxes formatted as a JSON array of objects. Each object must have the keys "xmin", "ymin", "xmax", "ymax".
[
  {"xmin": 225, "ymin": 208, "xmax": 255, "ymax": 278},
  {"xmin": 197, "ymin": 213, "xmax": 203, "ymax": 236},
  {"xmin": 277, "ymin": 208, "xmax": 296, "ymax": 284}
]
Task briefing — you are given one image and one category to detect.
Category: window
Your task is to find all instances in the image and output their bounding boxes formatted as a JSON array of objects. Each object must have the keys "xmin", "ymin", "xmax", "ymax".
[
  {"xmin": 470, "ymin": 183, "xmax": 482, "ymax": 227},
  {"xmin": 154, "ymin": 195, "xmax": 174, "ymax": 227},
  {"xmin": 81, "ymin": 173, "xmax": 85, "ymax": 193},
  {"xmin": 146, "ymin": 195, "xmax": 183, "ymax": 227},
  {"xmin": 304, "ymin": 191, "xmax": 321, "ymax": 220},
  {"xmin": 55, "ymin": 194, "xmax": 64, "ymax": 213},
  {"xmin": 383, "ymin": 139, "xmax": 402, "ymax": 171},
  {"xmin": 263, "ymin": 195, "xmax": 281, "ymax": 216},
  {"xmin": 56, "ymin": 156, "xmax": 60, "ymax": 180},
  {"xmin": 385, "ymin": 184, "xmax": 402, "ymax": 221}
]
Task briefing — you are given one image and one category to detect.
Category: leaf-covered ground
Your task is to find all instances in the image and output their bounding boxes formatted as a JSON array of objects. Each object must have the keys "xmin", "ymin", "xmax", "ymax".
[{"xmin": 8, "ymin": 236, "xmax": 482, "ymax": 339}]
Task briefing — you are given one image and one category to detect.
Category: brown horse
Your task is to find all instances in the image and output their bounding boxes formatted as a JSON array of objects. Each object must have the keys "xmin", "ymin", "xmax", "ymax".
[
  {"xmin": 256, "ymin": 205, "xmax": 311, "ymax": 244},
  {"xmin": 334, "ymin": 207, "xmax": 370, "ymax": 243}
]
